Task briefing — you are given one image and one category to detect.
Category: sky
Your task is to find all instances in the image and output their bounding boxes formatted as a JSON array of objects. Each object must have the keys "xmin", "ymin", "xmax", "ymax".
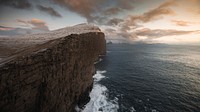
[{"xmin": 0, "ymin": 0, "xmax": 200, "ymax": 44}]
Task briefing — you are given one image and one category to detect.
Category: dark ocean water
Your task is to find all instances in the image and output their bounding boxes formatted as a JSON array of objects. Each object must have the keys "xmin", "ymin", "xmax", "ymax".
[{"xmin": 92, "ymin": 44, "xmax": 200, "ymax": 112}]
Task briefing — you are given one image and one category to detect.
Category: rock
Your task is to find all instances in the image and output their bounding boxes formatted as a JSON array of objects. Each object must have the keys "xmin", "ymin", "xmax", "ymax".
[{"xmin": 0, "ymin": 24, "xmax": 106, "ymax": 112}]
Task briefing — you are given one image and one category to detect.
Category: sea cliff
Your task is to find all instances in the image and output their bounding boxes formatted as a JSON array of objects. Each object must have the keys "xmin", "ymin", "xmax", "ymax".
[{"xmin": 0, "ymin": 24, "xmax": 106, "ymax": 112}]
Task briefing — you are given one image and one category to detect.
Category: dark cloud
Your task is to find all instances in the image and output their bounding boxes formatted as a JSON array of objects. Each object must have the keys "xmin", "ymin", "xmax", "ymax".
[
  {"xmin": 127, "ymin": 0, "xmax": 176, "ymax": 24},
  {"xmin": 66, "ymin": 0, "xmax": 175, "ymax": 26},
  {"xmin": 104, "ymin": 7, "xmax": 121, "ymax": 15},
  {"xmin": 94, "ymin": 0, "xmax": 181, "ymax": 42},
  {"xmin": 116, "ymin": 0, "xmax": 177, "ymax": 39},
  {"xmin": 117, "ymin": 0, "xmax": 134, "ymax": 10},
  {"xmin": 52, "ymin": 0, "xmax": 135, "ymax": 22},
  {"xmin": 102, "ymin": 0, "xmax": 134, "ymax": 16},
  {"xmin": 17, "ymin": 18, "xmax": 49, "ymax": 31},
  {"xmin": 139, "ymin": 5, "xmax": 175, "ymax": 22},
  {"xmin": 135, "ymin": 28, "xmax": 198, "ymax": 38},
  {"xmin": 0, "ymin": 0, "xmax": 32, "ymax": 9},
  {"xmin": 107, "ymin": 18, "xmax": 123, "ymax": 26},
  {"xmin": 100, "ymin": 0, "xmax": 174, "ymax": 24},
  {"xmin": 52, "ymin": 0, "xmax": 102, "ymax": 22},
  {"xmin": 105, "ymin": 0, "xmax": 196, "ymax": 41},
  {"xmin": 37, "ymin": 5, "xmax": 62, "ymax": 18}
]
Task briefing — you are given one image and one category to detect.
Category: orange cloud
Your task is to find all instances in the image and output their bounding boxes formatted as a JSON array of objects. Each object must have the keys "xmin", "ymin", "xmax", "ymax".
[
  {"xmin": 28, "ymin": 18, "xmax": 49, "ymax": 31},
  {"xmin": 171, "ymin": 20, "xmax": 193, "ymax": 26},
  {"xmin": 135, "ymin": 28, "xmax": 199, "ymax": 38},
  {"xmin": 17, "ymin": 18, "xmax": 49, "ymax": 31},
  {"xmin": 118, "ymin": 0, "xmax": 177, "ymax": 34},
  {"xmin": 128, "ymin": 0, "xmax": 176, "ymax": 23}
]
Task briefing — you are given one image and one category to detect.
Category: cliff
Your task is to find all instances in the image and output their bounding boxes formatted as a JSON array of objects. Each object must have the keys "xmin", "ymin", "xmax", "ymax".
[{"xmin": 0, "ymin": 24, "xmax": 106, "ymax": 112}]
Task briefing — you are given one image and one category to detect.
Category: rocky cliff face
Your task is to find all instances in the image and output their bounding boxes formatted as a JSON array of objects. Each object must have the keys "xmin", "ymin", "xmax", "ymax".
[{"xmin": 0, "ymin": 24, "xmax": 106, "ymax": 112}]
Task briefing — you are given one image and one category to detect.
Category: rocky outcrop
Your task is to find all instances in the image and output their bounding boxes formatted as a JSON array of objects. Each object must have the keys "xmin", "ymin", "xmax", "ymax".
[{"xmin": 0, "ymin": 24, "xmax": 106, "ymax": 112}]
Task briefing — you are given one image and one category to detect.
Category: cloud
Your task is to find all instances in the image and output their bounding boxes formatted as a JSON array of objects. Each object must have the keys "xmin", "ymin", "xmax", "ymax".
[
  {"xmin": 0, "ymin": 26, "xmax": 14, "ymax": 31},
  {"xmin": 135, "ymin": 28, "xmax": 198, "ymax": 38},
  {"xmin": 114, "ymin": 0, "xmax": 177, "ymax": 39},
  {"xmin": 37, "ymin": 5, "xmax": 62, "ymax": 18},
  {"xmin": 107, "ymin": 18, "xmax": 123, "ymax": 26},
  {"xmin": 103, "ymin": 28, "xmax": 117, "ymax": 38},
  {"xmin": 105, "ymin": 27, "xmax": 138, "ymax": 40},
  {"xmin": 117, "ymin": 31, "xmax": 138, "ymax": 40},
  {"xmin": 94, "ymin": 0, "xmax": 187, "ymax": 43},
  {"xmin": 117, "ymin": 0, "xmax": 134, "ymax": 10},
  {"xmin": 0, "ymin": 0, "xmax": 32, "ymax": 9},
  {"xmin": 28, "ymin": 19, "xmax": 49, "ymax": 31},
  {"xmin": 50, "ymin": 0, "xmax": 175, "ymax": 27},
  {"xmin": 1, "ymin": 20, "xmax": 49, "ymax": 36},
  {"xmin": 127, "ymin": 0, "xmax": 176, "ymax": 24},
  {"xmin": 52, "ymin": 0, "xmax": 101, "ymax": 22},
  {"xmin": 104, "ymin": 28, "xmax": 116, "ymax": 33},
  {"xmin": 16, "ymin": 19, "xmax": 30, "ymax": 27},
  {"xmin": 140, "ymin": 7, "xmax": 175, "ymax": 22},
  {"xmin": 0, "ymin": 26, "xmax": 32, "ymax": 36},
  {"xmin": 102, "ymin": 0, "xmax": 135, "ymax": 15},
  {"xmin": 17, "ymin": 18, "xmax": 49, "ymax": 31},
  {"xmin": 171, "ymin": 20, "xmax": 192, "ymax": 26},
  {"xmin": 0, "ymin": 24, "xmax": 51, "ymax": 36},
  {"xmin": 104, "ymin": 7, "xmax": 121, "ymax": 15},
  {"xmin": 52, "ymin": 0, "xmax": 135, "ymax": 22}
]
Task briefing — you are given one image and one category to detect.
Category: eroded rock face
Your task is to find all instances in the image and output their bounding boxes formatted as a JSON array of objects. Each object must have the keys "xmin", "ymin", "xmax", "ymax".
[{"xmin": 0, "ymin": 32, "xmax": 106, "ymax": 112}]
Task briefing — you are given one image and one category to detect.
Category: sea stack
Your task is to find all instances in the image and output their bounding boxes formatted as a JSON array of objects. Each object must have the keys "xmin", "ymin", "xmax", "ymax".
[{"xmin": 0, "ymin": 24, "xmax": 106, "ymax": 112}]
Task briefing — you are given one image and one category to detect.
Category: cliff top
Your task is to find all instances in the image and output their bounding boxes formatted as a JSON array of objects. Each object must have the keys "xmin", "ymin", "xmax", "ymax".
[{"xmin": 0, "ymin": 24, "xmax": 101, "ymax": 63}]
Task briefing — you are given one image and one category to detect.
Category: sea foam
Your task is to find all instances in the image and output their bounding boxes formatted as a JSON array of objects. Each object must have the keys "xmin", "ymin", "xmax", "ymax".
[{"xmin": 76, "ymin": 70, "xmax": 119, "ymax": 112}]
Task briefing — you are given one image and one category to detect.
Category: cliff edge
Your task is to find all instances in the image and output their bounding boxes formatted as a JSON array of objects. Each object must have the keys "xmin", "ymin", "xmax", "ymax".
[{"xmin": 0, "ymin": 24, "xmax": 106, "ymax": 112}]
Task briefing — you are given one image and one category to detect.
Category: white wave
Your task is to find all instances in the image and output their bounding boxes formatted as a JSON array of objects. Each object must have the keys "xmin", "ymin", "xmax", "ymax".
[
  {"xmin": 93, "ymin": 71, "xmax": 106, "ymax": 82},
  {"xmin": 76, "ymin": 70, "xmax": 119, "ymax": 112},
  {"xmin": 94, "ymin": 58, "xmax": 102, "ymax": 64}
]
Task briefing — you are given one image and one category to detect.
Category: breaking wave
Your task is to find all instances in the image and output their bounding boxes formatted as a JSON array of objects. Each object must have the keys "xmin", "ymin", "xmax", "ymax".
[{"xmin": 76, "ymin": 70, "xmax": 119, "ymax": 112}]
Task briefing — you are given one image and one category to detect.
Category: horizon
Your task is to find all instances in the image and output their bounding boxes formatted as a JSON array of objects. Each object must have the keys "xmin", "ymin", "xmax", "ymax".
[{"xmin": 0, "ymin": 0, "xmax": 200, "ymax": 44}]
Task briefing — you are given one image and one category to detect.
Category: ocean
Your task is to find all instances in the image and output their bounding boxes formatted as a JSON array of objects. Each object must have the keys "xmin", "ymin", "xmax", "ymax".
[{"xmin": 80, "ymin": 44, "xmax": 200, "ymax": 112}]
